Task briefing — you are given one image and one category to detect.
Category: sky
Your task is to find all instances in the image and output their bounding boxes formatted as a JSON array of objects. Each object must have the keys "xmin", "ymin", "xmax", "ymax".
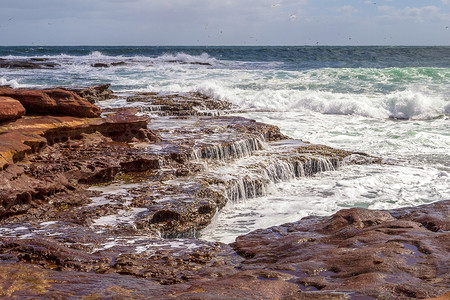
[{"xmin": 0, "ymin": 0, "xmax": 449, "ymax": 46}]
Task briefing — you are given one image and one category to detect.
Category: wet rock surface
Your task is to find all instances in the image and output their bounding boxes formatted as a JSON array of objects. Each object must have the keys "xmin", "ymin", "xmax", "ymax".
[
  {"xmin": 0, "ymin": 88, "xmax": 447, "ymax": 299},
  {"xmin": 66, "ymin": 84, "xmax": 116, "ymax": 104},
  {"xmin": 233, "ymin": 201, "xmax": 450, "ymax": 299},
  {"xmin": 0, "ymin": 58, "xmax": 59, "ymax": 69},
  {"xmin": 125, "ymin": 91, "xmax": 234, "ymax": 116}
]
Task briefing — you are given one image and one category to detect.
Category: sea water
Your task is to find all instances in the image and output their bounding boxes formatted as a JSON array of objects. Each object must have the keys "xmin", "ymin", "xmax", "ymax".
[{"xmin": 1, "ymin": 46, "xmax": 449, "ymax": 243}]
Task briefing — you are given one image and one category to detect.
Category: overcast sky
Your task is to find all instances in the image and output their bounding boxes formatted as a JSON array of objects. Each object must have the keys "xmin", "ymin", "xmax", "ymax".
[{"xmin": 0, "ymin": 0, "xmax": 449, "ymax": 46}]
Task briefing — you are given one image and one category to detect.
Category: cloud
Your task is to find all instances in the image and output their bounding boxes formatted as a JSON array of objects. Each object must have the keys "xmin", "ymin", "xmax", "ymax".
[
  {"xmin": 377, "ymin": 5, "xmax": 448, "ymax": 22},
  {"xmin": 335, "ymin": 5, "xmax": 359, "ymax": 16},
  {"xmin": 0, "ymin": 0, "xmax": 448, "ymax": 45}
]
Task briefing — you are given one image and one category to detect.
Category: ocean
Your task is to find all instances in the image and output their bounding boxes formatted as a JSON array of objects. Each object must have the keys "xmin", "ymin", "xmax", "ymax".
[{"xmin": 1, "ymin": 46, "xmax": 449, "ymax": 243}]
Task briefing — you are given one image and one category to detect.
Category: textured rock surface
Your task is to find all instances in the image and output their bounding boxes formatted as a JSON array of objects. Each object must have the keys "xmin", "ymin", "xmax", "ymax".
[
  {"xmin": 0, "ymin": 97, "xmax": 26, "ymax": 122},
  {"xmin": 0, "ymin": 87, "xmax": 101, "ymax": 118},
  {"xmin": 125, "ymin": 91, "xmax": 234, "ymax": 116},
  {"xmin": 0, "ymin": 90, "xmax": 447, "ymax": 299},
  {"xmin": 0, "ymin": 201, "xmax": 448, "ymax": 299},
  {"xmin": 0, "ymin": 112, "xmax": 159, "ymax": 170},
  {"xmin": 233, "ymin": 201, "xmax": 450, "ymax": 299},
  {"xmin": 66, "ymin": 84, "xmax": 116, "ymax": 104},
  {"xmin": 0, "ymin": 58, "xmax": 58, "ymax": 69}
]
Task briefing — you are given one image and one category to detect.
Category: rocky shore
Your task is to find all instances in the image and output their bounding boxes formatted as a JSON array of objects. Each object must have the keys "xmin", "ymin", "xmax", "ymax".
[{"xmin": 0, "ymin": 86, "xmax": 448, "ymax": 299}]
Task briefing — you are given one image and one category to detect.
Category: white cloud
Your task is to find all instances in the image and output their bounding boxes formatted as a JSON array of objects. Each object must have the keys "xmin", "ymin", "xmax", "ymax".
[
  {"xmin": 335, "ymin": 5, "xmax": 359, "ymax": 16},
  {"xmin": 377, "ymin": 5, "xmax": 448, "ymax": 22}
]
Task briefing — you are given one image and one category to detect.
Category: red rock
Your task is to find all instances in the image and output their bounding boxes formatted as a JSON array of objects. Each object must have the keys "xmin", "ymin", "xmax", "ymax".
[
  {"xmin": 0, "ymin": 113, "xmax": 159, "ymax": 170},
  {"xmin": 0, "ymin": 97, "xmax": 26, "ymax": 122},
  {"xmin": 0, "ymin": 88, "xmax": 101, "ymax": 118},
  {"xmin": 233, "ymin": 201, "xmax": 450, "ymax": 299}
]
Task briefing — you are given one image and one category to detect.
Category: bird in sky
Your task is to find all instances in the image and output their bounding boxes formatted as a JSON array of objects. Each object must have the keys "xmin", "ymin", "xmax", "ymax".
[
  {"xmin": 289, "ymin": 14, "xmax": 297, "ymax": 20},
  {"xmin": 272, "ymin": 4, "xmax": 281, "ymax": 7}
]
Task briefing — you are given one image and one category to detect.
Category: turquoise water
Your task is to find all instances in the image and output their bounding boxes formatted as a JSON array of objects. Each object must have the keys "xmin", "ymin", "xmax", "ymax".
[{"xmin": 1, "ymin": 46, "xmax": 449, "ymax": 242}]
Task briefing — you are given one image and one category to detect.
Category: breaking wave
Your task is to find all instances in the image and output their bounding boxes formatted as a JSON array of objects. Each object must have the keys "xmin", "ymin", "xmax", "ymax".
[
  {"xmin": 0, "ymin": 77, "xmax": 20, "ymax": 88},
  {"xmin": 194, "ymin": 83, "xmax": 449, "ymax": 120},
  {"xmin": 1, "ymin": 51, "xmax": 217, "ymax": 67}
]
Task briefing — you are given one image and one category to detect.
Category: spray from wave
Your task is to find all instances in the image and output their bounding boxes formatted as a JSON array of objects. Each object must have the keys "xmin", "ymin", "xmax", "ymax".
[
  {"xmin": 0, "ymin": 77, "xmax": 20, "ymax": 88},
  {"xmin": 194, "ymin": 82, "xmax": 448, "ymax": 120}
]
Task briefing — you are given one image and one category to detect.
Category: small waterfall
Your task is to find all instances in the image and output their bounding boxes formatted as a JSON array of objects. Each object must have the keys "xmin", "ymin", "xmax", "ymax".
[
  {"xmin": 191, "ymin": 137, "xmax": 265, "ymax": 161},
  {"xmin": 225, "ymin": 176, "xmax": 269, "ymax": 202},
  {"xmin": 214, "ymin": 155, "xmax": 339, "ymax": 203},
  {"xmin": 300, "ymin": 156, "xmax": 340, "ymax": 176},
  {"xmin": 139, "ymin": 105, "xmax": 165, "ymax": 113},
  {"xmin": 263, "ymin": 160, "xmax": 296, "ymax": 183}
]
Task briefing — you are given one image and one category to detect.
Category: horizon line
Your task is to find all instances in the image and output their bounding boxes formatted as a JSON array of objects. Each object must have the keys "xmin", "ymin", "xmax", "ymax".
[{"xmin": 1, "ymin": 44, "xmax": 450, "ymax": 47}]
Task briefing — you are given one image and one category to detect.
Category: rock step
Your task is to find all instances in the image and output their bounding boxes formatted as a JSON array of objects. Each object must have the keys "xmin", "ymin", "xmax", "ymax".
[
  {"xmin": 84, "ymin": 140, "xmax": 373, "ymax": 237},
  {"xmin": 124, "ymin": 91, "xmax": 234, "ymax": 117}
]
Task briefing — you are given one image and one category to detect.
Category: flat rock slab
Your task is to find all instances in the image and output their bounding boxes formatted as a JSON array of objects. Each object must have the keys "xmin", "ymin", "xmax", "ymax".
[{"xmin": 0, "ymin": 113, "xmax": 158, "ymax": 170}]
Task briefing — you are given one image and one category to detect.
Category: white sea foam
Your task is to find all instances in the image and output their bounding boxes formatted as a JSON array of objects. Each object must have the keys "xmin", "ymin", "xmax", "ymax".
[
  {"xmin": 383, "ymin": 90, "xmax": 447, "ymax": 119},
  {"xmin": 2, "ymin": 48, "xmax": 448, "ymax": 247},
  {"xmin": 192, "ymin": 81, "xmax": 448, "ymax": 120},
  {"xmin": 3, "ymin": 52, "xmax": 448, "ymax": 122},
  {"xmin": 153, "ymin": 52, "xmax": 217, "ymax": 65},
  {"xmin": 201, "ymin": 163, "xmax": 450, "ymax": 243},
  {"xmin": 1, "ymin": 51, "xmax": 215, "ymax": 67},
  {"xmin": 0, "ymin": 77, "xmax": 20, "ymax": 88}
]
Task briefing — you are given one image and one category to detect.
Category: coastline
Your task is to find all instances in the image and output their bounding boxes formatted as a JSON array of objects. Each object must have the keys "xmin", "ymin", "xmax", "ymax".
[{"xmin": 0, "ymin": 86, "xmax": 448, "ymax": 299}]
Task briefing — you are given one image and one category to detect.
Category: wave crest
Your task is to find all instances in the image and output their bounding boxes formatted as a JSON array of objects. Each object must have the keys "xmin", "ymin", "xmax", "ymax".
[
  {"xmin": 194, "ymin": 82, "xmax": 448, "ymax": 120},
  {"xmin": 153, "ymin": 52, "xmax": 216, "ymax": 65},
  {"xmin": 0, "ymin": 77, "xmax": 20, "ymax": 88},
  {"xmin": 383, "ymin": 91, "xmax": 446, "ymax": 119}
]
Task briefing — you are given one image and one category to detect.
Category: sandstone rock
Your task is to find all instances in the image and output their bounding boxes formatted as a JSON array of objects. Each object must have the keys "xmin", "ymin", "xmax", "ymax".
[
  {"xmin": 3, "ymin": 89, "xmax": 442, "ymax": 299},
  {"xmin": 233, "ymin": 201, "xmax": 450, "ymax": 299},
  {"xmin": 0, "ymin": 113, "xmax": 159, "ymax": 167},
  {"xmin": 0, "ymin": 97, "xmax": 26, "ymax": 122},
  {"xmin": 1, "ymin": 201, "xmax": 448, "ymax": 299},
  {"xmin": 0, "ymin": 87, "xmax": 101, "ymax": 118},
  {"xmin": 0, "ymin": 110, "xmax": 161, "ymax": 219},
  {"xmin": 67, "ymin": 84, "xmax": 115, "ymax": 104}
]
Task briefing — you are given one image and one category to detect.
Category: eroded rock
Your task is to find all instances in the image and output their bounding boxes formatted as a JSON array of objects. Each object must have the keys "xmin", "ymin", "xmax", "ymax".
[
  {"xmin": 1, "ymin": 89, "xmax": 443, "ymax": 299},
  {"xmin": 0, "ymin": 97, "xmax": 26, "ymax": 123},
  {"xmin": 0, "ymin": 59, "xmax": 58, "ymax": 69},
  {"xmin": 232, "ymin": 201, "xmax": 450, "ymax": 299},
  {"xmin": 0, "ymin": 87, "xmax": 101, "ymax": 118},
  {"xmin": 126, "ymin": 91, "xmax": 234, "ymax": 116},
  {"xmin": 66, "ymin": 84, "xmax": 116, "ymax": 104}
]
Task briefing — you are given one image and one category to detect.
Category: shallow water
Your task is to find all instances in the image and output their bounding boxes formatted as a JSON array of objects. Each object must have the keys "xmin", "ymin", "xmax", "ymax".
[{"xmin": 200, "ymin": 110, "xmax": 449, "ymax": 243}]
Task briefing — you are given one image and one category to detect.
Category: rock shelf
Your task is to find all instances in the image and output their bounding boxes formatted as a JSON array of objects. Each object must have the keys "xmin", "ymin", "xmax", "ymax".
[{"xmin": 0, "ymin": 87, "xmax": 447, "ymax": 299}]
